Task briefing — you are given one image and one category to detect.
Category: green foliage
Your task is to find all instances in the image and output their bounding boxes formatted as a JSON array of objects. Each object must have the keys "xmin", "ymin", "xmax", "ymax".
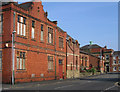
[{"xmin": 85, "ymin": 68, "xmax": 96, "ymax": 73}]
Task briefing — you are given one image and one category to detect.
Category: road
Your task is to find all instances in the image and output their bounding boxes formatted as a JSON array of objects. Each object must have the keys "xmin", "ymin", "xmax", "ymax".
[{"xmin": 2, "ymin": 73, "xmax": 120, "ymax": 91}]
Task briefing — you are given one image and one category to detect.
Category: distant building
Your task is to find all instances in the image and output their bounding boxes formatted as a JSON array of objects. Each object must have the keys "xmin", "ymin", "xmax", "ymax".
[
  {"xmin": 81, "ymin": 44, "xmax": 114, "ymax": 72},
  {"xmin": 79, "ymin": 50, "xmax": 89, "ymax": 71},
  {"xmin": 110, "ymin": 51, "xmax": 120, "ymax": 72}
]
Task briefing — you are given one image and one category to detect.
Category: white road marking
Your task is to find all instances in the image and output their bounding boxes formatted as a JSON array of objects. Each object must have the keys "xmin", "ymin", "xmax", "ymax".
[
  {"xmin": 54, "ymin": 84, "xmax": 73, "ymax": 89},
  {"xmin": 3, "ymin": 88, "xmax": 9, "ymax": 90},
  {"xmin": 87, "ymin": 81, "xmax": 92, "ymax": 83},
  {"xmin": 105, "ymin": 85, "xmax": 116, "ymax": 91}
]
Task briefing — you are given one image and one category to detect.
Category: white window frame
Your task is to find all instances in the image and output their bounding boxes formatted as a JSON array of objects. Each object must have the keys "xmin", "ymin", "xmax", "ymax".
[
  {"xmin": 49, "ymin": 33, "xmax": 52, "ymax": 43},
  {"xmin": 113, "ymin": 56, "xmax": 116, "ymax": 60},
  {"xmin": 118, "ymin": 60, "xmax": 120, "ymax": 64},
  {"xmin": 20, "ymin": 23, "xmax": 22, "ymax": 35},
  {"xmin": 32, "ymin": 27, "xmax": 35, "ymax": 39},
  {"xmin": 21, "ymin": 17, "xmax": 23, "ymax": 23},
  {"xmin": 23, "ymin": 24, "xmax": 26, "ymax": 36},
  {"xmin": 41, "ymin": 30, "xmax": 43, "ymax": 41},
  {"xmin": 113, "ymin": 67, "xmax": 116, "ymax": 71},
  {"xmin": 17, "ymin": 22, "xmax": 19, "ymax": 34},
  {"xmin": 0, "ymin": 14, "xmax": 3, "ymax": 34},
  {"xmin": 119, "ymin": 67, "xmax": 120, "ymax": 71},
  {"xmin": 113, "ymin": 60, "xmax": 116, "ymax": 64}
]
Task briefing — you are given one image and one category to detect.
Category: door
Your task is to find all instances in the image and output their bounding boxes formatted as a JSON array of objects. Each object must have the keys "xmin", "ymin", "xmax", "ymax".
[{"xmin": 59, "ymin": 59, "xmax": 63, "ymax": 79}]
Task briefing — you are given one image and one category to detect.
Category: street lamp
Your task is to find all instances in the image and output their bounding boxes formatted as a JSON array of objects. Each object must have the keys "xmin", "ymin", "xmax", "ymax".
[
  {"xmin": 12, "ymin": 12, "xmax": 16, "ymax": 85},
  {"xmin": 12, "ymin": 30, "xmax": 16, "ymax": 85}
]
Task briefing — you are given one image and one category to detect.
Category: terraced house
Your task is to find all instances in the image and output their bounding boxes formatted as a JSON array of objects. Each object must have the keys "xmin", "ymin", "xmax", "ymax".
[{"xmin": 1, "ymin": 1, "xmax": 67, "ymax": 84}]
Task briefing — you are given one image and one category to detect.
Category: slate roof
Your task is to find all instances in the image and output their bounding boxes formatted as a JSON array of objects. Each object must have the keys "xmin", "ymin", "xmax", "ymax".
[
  {"xmin": 57, "ymin": 26, "xmax": 66, "ymax": 33},
  {"xmin": 113, "ymin": 51, "xmax": 120, "ymax": 56},
  {"xmin": 81, "ymin": 44, "xmax": 102, "ymax": 50},
  {"xmin": 19, "ymin": 2, "xmax": 33, "ymax": 10}
]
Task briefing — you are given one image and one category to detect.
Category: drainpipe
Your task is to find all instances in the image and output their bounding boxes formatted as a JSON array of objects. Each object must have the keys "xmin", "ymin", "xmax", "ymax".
[
  {"xmin": 73, "ymin": 42, "xmax": 74, "ymax": 78},
  {"xmin": 12, "ymin": 12, "xmax": 16, "ymax": 85},
  {"xmin": 66, "ymin": 39, "xmax": 67, "ymax": 78},
  {"xmin": 55, "ymin": 29, "xmax": 57, "ymax": 80}
]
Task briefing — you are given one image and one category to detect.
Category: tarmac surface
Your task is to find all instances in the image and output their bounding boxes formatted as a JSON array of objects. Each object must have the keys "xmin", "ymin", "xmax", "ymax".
[{"xmin": 1, "ymin": 72, "xmax": 120, "ymax": 91}]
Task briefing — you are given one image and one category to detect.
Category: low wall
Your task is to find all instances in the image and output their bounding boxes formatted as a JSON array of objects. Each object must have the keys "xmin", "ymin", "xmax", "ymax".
[
  {"xmin": 67, "ymin": 70, "xmax": 79, "ymax": 78},
  {"xmin": 80, "ymin": 72, "xmax": 101, "ymax": 78}
]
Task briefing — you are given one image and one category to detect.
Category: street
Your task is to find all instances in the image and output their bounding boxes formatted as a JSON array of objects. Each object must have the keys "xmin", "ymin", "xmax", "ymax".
[{"xmin": 2, "ymin": 73, "xmax": 120, "ymax": 91}]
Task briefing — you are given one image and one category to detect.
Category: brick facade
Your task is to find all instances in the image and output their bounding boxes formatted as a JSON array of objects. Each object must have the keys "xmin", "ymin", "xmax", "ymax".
[
  {"xmin": 110, "ymin": 51, "xmax": 120, "ymax": 72},
  {"xmin": 1, "ymin": 1, "xmax": 67, "ymax": 83},
  {"xmin": 1, "ymin": 1, "xmax": 116, "ymax": 84},
  {"xmin": 79, "ymin": 51, "xmax": 89, "ymax": 71},
  {"xmin": 66, "ymin": 35, "xmax": 80, "ymax": 78},
  {"xmin": 81, "ymin": 44, "xmax": 113, "ymax": 72}
]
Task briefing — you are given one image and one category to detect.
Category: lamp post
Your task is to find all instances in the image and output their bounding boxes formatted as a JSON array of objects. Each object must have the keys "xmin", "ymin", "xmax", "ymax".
[{"xmin": 12, "ymin": 12, "xmax": 16, "ymax": 85}]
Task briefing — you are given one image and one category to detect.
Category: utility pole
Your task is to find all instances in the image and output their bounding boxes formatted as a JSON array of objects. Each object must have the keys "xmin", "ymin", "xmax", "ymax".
[{"xmin": 12, "ymin": 12, "xmax": 16, "ymax": 85}]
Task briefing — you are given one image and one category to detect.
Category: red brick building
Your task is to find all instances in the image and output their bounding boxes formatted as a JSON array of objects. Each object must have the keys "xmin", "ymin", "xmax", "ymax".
[
  {"xmin": 79, "ymin": 51, "xmax": 89, "ymax": 71},
  {"xmin": 81, "ymin": 44, "xmax": 113, "ymax": 72},
  {"xmin": 66, "ymin": 35, "xmax": 80, "ymax": 78},
  {"xmin": 110, "ymin": 51, "xmax": 120, "ymax": 72},
  {"xmin": 1, "ymin": 1, "xmax": 67, "ymax": 83}
]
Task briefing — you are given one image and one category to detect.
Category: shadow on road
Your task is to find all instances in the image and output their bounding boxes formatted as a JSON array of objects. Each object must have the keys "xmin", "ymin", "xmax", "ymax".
[{"xmin": 79, "ymin": 73, "xmax": 120, "ymax": 82}]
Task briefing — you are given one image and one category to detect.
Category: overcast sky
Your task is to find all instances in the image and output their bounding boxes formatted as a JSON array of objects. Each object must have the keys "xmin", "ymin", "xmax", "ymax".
[{"xmin": 14, "ymin": 0, "xmax": 118, "ymax": 51}]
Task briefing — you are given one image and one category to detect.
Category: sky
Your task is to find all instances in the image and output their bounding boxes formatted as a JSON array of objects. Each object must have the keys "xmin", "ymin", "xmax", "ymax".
[{"xmin": 14, "ymin": 0, "xmax": 118, "ymax": 51}]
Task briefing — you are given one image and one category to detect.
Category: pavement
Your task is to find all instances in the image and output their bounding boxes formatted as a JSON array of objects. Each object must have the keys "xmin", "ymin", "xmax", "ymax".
[{"xmin": 1, "ymin": 72, "xmax": 120, "ymax": 91}]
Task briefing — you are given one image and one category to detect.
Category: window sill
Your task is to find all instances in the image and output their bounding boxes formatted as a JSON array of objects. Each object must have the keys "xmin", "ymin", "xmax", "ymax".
[
  {"xmin": 31, "ymin": 39, "xmax": 36, "ymax": 41},
  {"xmin": 47, "ymin": 70, "xmax": 54, "ymax": 72},
  {"xmin": 16, "ymin": 69, "xmax": 27, "ymax": 73},
  {"xmin": 17, "ymin": 35, "xmax": 27, "ymax": 39},
  {"xmin": 59, "ymin": 47, "xmax": 64, "ymax": 49},
  {"xmin": 47, "ymin": 43, "xmax": 54, "ymax": 46},
  {"xmin": 40, "ymin": 41, "xmax": 44, "ymax": 43}
]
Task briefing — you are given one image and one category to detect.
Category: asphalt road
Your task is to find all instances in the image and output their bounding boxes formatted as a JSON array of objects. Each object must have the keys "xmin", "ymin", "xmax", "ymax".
[{"xmin": 2, "ymin": 73, "xmax": 120, "ymax": 91}]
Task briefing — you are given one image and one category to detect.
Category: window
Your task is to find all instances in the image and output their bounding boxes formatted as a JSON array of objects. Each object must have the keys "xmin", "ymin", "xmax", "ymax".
[
  {"xmin": 59, "ymin": 37, "xmax": 63, "ymax": 48},
  {"xmin": 118, "ymin": 60, "xmax": 120, "ymax": 64},
  {"xmin": 59, "ymin": 59, "xmax": 62, "ymax": 65},
  {"xmin": 113, "ymin": 60, "xmax": 116, "ymax": 64},
  {"xmin": 106, "ymin": 55, "xmax": 109, "ymax": 60},
  {"xmin": 31, "ymin": 21, "xmax": 35, "ymax": 39},
  {"xmin": 71, "ymin": 63, "xmax": 72, "ymax": 70},
  {"xmin": 119, "ymin": 56, "xmax": 120, "ymax": 59},
  {"xmin": 17, "ymin": 15, "xmax": 26, "ymax": 36},
  {"xmin": 32, "ymin": 21, "xmax": 35, "ymax": 28},
  {"xmin": 119, "ymin": 67, "xmax": 120, "ymax": 71},
  {"xmin": 85, "ymin": 57, "xmax": 87, "ymax": 66},
  {"xmin": 76, "ymin": 56, "xmax": 78, "ymax": 70},
  {"xmin": 82, "ymin": 57, "xmax": 84, "ymax": 66},
  {"xmin": 0, "ymin": 51, "xmax": 2, "ymax": 70},
  {"xmin": 17, "ymin": 51, "xmax": 26, "ymax": 70},
  {"xmin": 48, "ymin": 56, "xmax": 53, "ymax": 70},
  {"xmin": 41, "ymin": 24, "xmax": 44, "ymax": 41},
  {"xmin": 113, "ymin": 67, "xmax": 116, "ymax": 71},
  {"xmin": 48, "ymin": 27, "xmax": 53, "ymax": 44},
  {"xmin": 113, "ymin": 56, "xmax": 116, "ymax": 60},
  {"xmin": 0, "ymin": 14, "xmax": 3, "ymax": 34}
]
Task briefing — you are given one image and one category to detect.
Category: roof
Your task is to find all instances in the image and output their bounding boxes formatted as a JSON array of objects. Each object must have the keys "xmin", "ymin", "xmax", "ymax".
[
  {"xmin": 1, "ymin": 2, "xmax": 12, "ymax": 6},
  {"xmin": 80, "ymin": 50, "xmax": 89, "ymax": 55},
  {"xmin": 57, "ymin": 26, "xmax": 66, "ymax": 33},
  {"xmin": 81, "ymin": 44, "xmax": 102, "ymax": 50},
  {"xmin": 19, "ymin": 2, "xmax": 33, "ymax": 10},
  {"xmin": 113, "ymin": 51, "xmax": 120, "ymax": 56},
  {"xmin": 80, "ymin": 50, "xmax": 100, "ymax": 59}
]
